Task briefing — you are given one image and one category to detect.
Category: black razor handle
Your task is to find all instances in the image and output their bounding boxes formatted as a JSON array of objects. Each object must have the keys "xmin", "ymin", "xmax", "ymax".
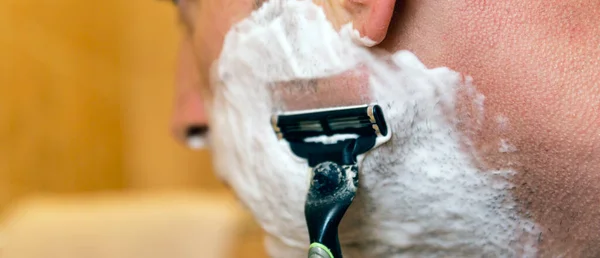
[
  {"xmin": 305, "ymin": 162, "xmax": 357, "ymax": 258},
  {"xmin": 297, "ymin": 138, "xmax": 374, "ymax": 258}
]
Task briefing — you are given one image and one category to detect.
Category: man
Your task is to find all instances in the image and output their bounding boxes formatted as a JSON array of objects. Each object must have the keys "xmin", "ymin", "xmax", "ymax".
[{"xmin": 168, "ymin": 0, "xmax": 600, "ymax": 257}]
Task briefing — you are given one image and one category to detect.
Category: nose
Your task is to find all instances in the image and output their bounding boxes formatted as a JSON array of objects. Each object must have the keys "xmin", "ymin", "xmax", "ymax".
[{"xmin": 171, "ymin": 39, "xmax": 209, "ymax": 149}]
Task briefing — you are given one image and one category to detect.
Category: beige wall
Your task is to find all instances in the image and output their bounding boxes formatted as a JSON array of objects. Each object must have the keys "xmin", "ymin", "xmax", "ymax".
[
  {"xmin": 0, "ymin": 1, "xmax": 266, "ymax": 257},
  {"xmin": 0, "ymin": 1, "xmax": 127, "ymax": 207},
  {"xmin": 0, "ymin": 0, "xmax": 227, "ymax": 210}
]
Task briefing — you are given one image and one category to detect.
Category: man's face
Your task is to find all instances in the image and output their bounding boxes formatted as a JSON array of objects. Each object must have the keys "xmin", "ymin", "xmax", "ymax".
[{"xmin": 170, "ymin": 0, "xmax": 600, "ymax": 256}]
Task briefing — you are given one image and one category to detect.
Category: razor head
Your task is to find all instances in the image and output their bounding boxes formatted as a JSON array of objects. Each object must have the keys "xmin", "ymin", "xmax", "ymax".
[{"xmin": 271, "ymin": 104, "xmax": 388, "ymax": 142}]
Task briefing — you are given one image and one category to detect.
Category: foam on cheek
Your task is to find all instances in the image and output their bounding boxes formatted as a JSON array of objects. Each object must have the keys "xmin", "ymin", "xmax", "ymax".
[
  {"xmin": 210, "ymin": 0, "xmax": 540, "ymax": 257},
  {"xmin": 350, "ymin": 52, "xmax": 540, "ymax": 256},
  {"xmin": 304, "ymin": 134, "xmax": 359, "ymax": 144}
]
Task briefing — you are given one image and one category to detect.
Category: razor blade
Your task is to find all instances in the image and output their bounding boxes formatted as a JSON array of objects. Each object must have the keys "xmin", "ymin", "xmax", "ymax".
[{"xmin": 271, "ymin": 104, "xmax": 389, "ymax": 142}]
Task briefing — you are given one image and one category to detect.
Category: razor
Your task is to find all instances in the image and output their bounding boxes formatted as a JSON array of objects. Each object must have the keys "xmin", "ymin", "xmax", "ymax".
[{"xmin": 271, "ymin": 104, "xmax": 391, "ymax": 258}]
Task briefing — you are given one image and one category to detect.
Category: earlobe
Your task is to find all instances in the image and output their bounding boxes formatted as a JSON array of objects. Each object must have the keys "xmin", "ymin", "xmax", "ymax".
[{"xmin": 343, "ymin": 0, "xmax": 397, "ymax": 46}]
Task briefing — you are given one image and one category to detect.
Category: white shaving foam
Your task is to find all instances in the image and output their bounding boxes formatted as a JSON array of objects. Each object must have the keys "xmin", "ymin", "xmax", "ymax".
[
  {"xmin": 208, "ymin": 1, "xmax": 540, "ymax": 257},
  {"xmin": 304, "ymin": 134, "xmax": 359, "ymax": 144},
  {"xmin": 344, "ymin": 23, "xmax": 378, "ymax": 47}
]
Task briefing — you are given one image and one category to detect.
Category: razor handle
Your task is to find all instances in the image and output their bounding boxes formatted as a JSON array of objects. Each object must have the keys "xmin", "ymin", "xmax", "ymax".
[
  {"xmin": 305, "ymin": 162, "xmax": 357, "ymax": 258},
  {"xmin": 294, "ymin": 139, "xmax": 370, "ymax": 258}
]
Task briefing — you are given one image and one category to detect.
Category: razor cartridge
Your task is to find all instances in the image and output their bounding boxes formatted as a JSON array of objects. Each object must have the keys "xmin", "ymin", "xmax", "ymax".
[
  {"xmin": 273, "ymin": 104, "xmax": 388, "ymax": 141},
  {"xmin": 271, "ymin": 104, "xmax": 391, "ymax": 258}
]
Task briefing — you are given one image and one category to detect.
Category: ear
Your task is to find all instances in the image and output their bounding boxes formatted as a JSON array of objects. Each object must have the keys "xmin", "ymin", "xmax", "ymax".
[{"xmin": 343, "ymin": 0, "xmax": 397, "ymax": 46}]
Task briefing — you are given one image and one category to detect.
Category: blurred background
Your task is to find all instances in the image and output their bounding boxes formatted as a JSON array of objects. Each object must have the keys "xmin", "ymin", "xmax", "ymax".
[{"xmin": 0, "ymin": 0, "xmax": 266, "ymax": 257}]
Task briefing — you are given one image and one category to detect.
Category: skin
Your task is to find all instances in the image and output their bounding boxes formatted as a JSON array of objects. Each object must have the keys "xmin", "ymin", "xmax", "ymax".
[{"xmin": 169, "ymin": 0, "xmax": 600, "ymax": 256}]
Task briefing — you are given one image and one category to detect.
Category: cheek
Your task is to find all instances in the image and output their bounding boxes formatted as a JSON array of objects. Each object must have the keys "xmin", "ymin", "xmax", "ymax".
[
  {"xmin": 440, "ymin": 1, "xmax": 600, "ymax": 164},
  {"xmin": 421, "ymin": 0, "xmax": 600, "ymax": 251},
  {"xmin": 389, "ymin": 0, "xmax": 600, "ymax": 152},
  {"xmin": 383, "ymin": 0, "xmax": 600, "ymax": 250}
]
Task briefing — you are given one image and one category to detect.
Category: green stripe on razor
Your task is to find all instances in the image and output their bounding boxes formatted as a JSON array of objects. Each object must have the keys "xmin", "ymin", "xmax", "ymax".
[{"xmin": 309, "ymin": 242, "xmax": 334, "ymax": 258}]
